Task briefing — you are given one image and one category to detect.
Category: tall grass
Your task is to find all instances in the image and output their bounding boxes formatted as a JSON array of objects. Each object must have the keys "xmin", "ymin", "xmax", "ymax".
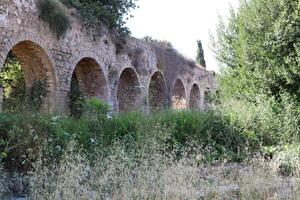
[
  {"xmin": 0, "ymin": 165, "xmax": 10, "ymax": 198},
  {"xmin": 0, "ymin": 110, "xmax": 255, "ymax": 175},
  {"xmin": 27, "ymin": 140, "xmax": 300, "ymax": 200},
  {"xmin": 218, "ymin": 94, "xmax": 300, "ymax": 146},
  {"xmin": 1, "ymin": 94, "xmax": 300, "ymax": 198}
]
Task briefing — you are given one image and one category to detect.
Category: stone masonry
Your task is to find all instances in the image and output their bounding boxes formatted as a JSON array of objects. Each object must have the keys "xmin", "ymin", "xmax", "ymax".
[{"xmin": 0, "ymin": 0, "xmax": 216, "ymax": 113}]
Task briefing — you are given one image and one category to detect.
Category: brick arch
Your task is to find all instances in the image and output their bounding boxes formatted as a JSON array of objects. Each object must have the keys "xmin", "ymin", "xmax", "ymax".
[
  {"xmin": 117, "ymin": 67, "xmax": 141, "ymax": 112},
  {"xmin": 1, "ymin": 40, "xmax": 57, "ymax": 112},
  {"xmin": 171, "ymin": 78, "xmax": 187, "ymax": 110},
  {"xmin": 189, "ymin": 83, "xmax": 201, "ymax": 109},
  {"xmin": 71, "ymin": 57, "xmax": 109, "ymax": 101},
  {"xmin": 148, "ymin": 71, "xmax": 168, "ymax": 112}
]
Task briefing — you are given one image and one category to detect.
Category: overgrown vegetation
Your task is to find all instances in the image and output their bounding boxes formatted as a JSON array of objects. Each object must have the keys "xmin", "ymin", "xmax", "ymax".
[
  {"xmin": 1, "ymin": 107, "xmax": 300, "ymax": 198},
  {"xmin": 2, "ymin": 0, "xmax": 300, "ymax": 198},
  {"xmin": 0, "ymin": 52, "xmax": 25, "ymax": 112},
  {"xmin": 0, "ymin": 109, "xmax": 252, "ymax": 174},
  {"xmin": 212, "ymin": 0, "xmax": 300, "ymax": 103},
  {"xmin": 68, "ymin": 75, "xmax": 85, "ymax": 119},
  {"xmin": 27, "ymin": 140, "xmax": 300, "ymax": 200},
  {"xmin": 37, "ymin": 0, "xmax": 138, "ymax": 38},
  {"xmin": 37, "ymin": 0, "xmax": 71, "ymax": 38},
  {"xmin": 61, "ymin": 0, "xmax": 138, "ymax": 36},
  {"xmin": 211, "ymin": 0, "xmax": 300, "ymax": 147},
  {"xmin": 0, "ymin": 53, "xmax": 47, "ymax": 113},
  {"xmin": 142, "ymin": 36, "xmax": 174, "ymax": 49}
]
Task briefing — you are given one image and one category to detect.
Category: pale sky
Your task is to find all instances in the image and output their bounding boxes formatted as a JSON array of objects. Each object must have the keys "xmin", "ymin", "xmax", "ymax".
[{"xmin": 126, "ymin": 0, "xmax": 240, "ymax": 72}]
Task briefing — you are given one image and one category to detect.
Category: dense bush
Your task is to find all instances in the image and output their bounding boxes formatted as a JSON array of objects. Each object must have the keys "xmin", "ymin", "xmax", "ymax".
[
  {"xmin": 0, "ymin": 52, "xmax": 48, "ymax": 113},
  {"xmin": 211, "ymin": 0, "xmax": 300, "ymax": 146}
]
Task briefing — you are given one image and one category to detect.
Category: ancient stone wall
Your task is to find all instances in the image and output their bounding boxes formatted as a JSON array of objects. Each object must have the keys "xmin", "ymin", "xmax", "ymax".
[{"xmin": 0, "ymin": 0, "xmax": 216, "ymax": 113}]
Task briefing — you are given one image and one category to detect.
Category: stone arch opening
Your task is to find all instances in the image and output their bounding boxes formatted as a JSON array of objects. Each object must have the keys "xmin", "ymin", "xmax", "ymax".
[
  {"xmin": 171, "ymin": 79, "xmax": 187, "ymax": 110},
  {"xmin": 71, "ymin": 58, "xmax": 108, "ymax": 101},
  {"xmin": 148, "ymin": 71, "xmax": 168, "ymax": 112},
  {"xmin": 0, "ymin": 40, "xmax": 56, "ymax": 112},
  {"xmin": 189, "ymin": 84, "xmax": 201, "ymax": 109},
  {"xmin": 117, "ymin": 68, "xmax": 141, "ymax": 112}
]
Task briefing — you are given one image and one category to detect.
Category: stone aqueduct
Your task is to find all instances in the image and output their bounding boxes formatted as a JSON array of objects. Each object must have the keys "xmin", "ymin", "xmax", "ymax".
[{"xmin": 0, "ymin": 0, "xmax": 216, "ymax": 113}]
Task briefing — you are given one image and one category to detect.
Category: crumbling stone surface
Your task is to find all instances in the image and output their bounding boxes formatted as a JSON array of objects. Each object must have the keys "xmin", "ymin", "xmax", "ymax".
[{"xmin": 0, "ymin": 0, "xmax": 216, "ymax": 113}]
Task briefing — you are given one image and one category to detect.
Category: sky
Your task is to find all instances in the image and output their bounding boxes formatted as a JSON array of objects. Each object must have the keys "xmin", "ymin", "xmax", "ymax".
[{"xmin": 126, "ymin": 0, "xmax": 240, "ymax": 72}]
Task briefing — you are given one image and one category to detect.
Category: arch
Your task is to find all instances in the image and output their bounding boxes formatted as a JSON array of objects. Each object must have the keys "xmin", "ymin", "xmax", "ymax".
[
  {"xmin": 117, "ymin": 67, "xmax": 141, "ymax": 112},
  {"xmin": 189, "ymin": 83, "xmax": 201, "ymax": 109},
  {"xmin": 71, "ymin": 57, "xmax": 109, "ymax": 101},
  {"xmin": 171, "ymin": 79, "xmax": 187, "ymax": 110},
  {"xmin": 148, "ymin": 71, "xmax": 168, "ymax": 111},
  {"xmin": 1, "ymin": 40, "xmax": 56, "ymax": 112}
]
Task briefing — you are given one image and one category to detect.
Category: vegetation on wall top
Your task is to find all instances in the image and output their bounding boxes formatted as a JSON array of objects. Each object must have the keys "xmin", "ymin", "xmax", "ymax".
[
  {"xmin": 60, "ymin": 0, "xmax": 138, "ymax": 36},
  {"xmin": 37, "ymin": 0, "xmax": 138, "ymax": 38},
  {"xmin": 37, "ymin": 0, "xmax": 71, "ymax": 39}
]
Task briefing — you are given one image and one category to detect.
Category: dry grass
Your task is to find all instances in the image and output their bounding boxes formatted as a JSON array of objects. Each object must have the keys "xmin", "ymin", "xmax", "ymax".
[
  {"xmin": 24, "ymin": 140, "xmax": 300, "ymax": 200},
  {"xmin": 0, "ymin": 166, "xmax": 10, "ymax": 199}
]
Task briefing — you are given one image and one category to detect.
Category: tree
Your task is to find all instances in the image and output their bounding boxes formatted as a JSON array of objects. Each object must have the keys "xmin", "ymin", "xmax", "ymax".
[
  {"xmin": 196, "ymin": 40, "xmax": 206, "ymax": 68},
  {"xmin": 212, "ymin": 0, "xmax": 300, "ymax": 103}
]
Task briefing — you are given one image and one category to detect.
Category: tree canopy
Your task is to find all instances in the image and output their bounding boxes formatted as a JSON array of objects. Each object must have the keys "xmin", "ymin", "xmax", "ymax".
[{"xmin": 213, "ymin": 0, "xmax": 300, "ymax": 103}]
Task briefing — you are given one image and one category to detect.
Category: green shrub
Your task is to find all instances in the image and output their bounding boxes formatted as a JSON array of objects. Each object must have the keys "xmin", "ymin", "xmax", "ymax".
[
  {"xmin": 37, "ymin": 0, "xmax": 71, "ymax": 38},
  {"xmin": 85, "ymin": 98, "xmax": 111, "ymax": 120},
  {"xmin": 68, "ymin": 83, "xmax": 85, "ymax": 119},
  {"xmin": 28, "ymin": 80, "xmax": 47, "ymax": 111}
]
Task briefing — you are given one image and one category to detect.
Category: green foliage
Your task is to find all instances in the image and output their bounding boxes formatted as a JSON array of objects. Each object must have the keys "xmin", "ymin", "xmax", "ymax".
[
  {"xmin": 0, "ymin": 53, "xmax": 47, "ymax": 112},
  {"xmin": 211, "ymin": 0, "xmax": 300, "ymax": 145},
  {"xmin": 68, "ymin": 76, "xmax": 85, "ymax": 119},
  {"xmin": 85, "ymin": 98, "xmax": 111, "ymax": 120},
  {"xmin": 61, "ymin": 0, "xmax": 138, "ymax": 36},
  {"xmin": 213, "ymin": 0, "xmax": 300, "ymax": 102},
  {"xmin": 29, "ymin": 80, "xmax": 47, "ymax": 111},
  {"xmin": 0, "ymin": 110, "xmax": 258, "ymax": 173},
  {"xmin": 37, "ymin": 0, "xmax": 71, "ymax": 38},
  {"xmin": 218, "ymin": 95, "xmax": 300, "ymax": 147},
  {"xmin": 196, "ymin": 40, "xmax": 206, "ymax": 67},
  {"xmin": 0, "ymin": 52, "xmax": 26, "ymax": 112}
]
